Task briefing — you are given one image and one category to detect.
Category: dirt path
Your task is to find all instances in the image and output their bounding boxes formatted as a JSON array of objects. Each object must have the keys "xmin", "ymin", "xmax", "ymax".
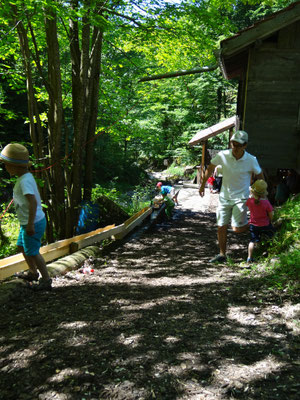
[{"xmin": 1, "ymin": 188, "xmax": 299, "ymax": 400}]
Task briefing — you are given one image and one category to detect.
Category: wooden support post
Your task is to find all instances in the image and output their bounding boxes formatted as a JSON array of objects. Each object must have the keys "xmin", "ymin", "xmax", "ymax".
[
  {"xmin": 196, "ymin": 166, "xmax": 201, "ymax": 185},
  {"xmin": 201, "ymin": 141, "xmax": 207, "ymax": 183},
  {"xmin": 229, "ymin": 127, "xmax": 234, "ymax": 147}
]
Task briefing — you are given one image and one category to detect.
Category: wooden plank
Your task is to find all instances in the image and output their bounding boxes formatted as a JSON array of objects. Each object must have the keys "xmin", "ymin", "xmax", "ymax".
[
  {"xmin": 0, "ymin": 253, "xmax": 23, "ymax": 267},
  {"xmin": 76, "ymin": 224, "xmax": 124, "ymax": 250},
  {"xmin": 114, "ymin": 208, "xmax": 152, "ymax": 240},
  {"xmin": 0, "ymin": 259, "xmax": 29, "ymax": 280},
  {"xmin": 124, "ymin": 207, "xmax": 150, "ymax": 227},
  {"xmin": 0, "ymin": 224, "xmax": 116, "ymax": 280},
  {"xmin": 0, "ymin": 210, "xmax": 152, "ymax": 280},
  {"xmin": 189, "ymin": 116, "xmax": 237, "ymax": 145}
]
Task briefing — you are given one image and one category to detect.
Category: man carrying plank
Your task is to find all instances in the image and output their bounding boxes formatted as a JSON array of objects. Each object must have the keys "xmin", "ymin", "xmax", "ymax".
[{"xmin": 199, "ymin": 131, "xmax": 264, "ymax": 264}]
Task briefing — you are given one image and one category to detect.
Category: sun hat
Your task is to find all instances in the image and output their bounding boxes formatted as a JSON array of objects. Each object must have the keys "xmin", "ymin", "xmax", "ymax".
[
  {"xmin": 156, "ymin": 182, "xmax": 163, "ymax": 188},
  {"xmin": 0, "ymin": 143, "xmax": 32, "ymax": 167},
  {"xmin": 251, "ymin": 179, "xmax": 268, "ymax": 198},
  {"xmin": 230, "ymin": 130, "xmax": 248, "ymax": 144}
]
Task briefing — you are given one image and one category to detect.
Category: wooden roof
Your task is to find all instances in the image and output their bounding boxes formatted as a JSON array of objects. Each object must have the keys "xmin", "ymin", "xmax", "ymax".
[
  {"xmin": 189, "ymin": 116, "xmax": 237, "ymax": 146},
  {"xmin": 220, "ymin": 1, "xmax": 300, "ymax": 78}
]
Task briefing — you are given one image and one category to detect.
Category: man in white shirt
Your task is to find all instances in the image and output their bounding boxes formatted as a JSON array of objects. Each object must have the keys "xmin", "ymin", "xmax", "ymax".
[{"xmin": 199, "ymin": 130, "xmax": 264, "ymax": 263}]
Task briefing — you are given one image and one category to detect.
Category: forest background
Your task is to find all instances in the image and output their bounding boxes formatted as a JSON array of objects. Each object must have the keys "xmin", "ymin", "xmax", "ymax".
[{"xmin": 0, "ymin": 0, "xmax": 297, "ymax": 248}]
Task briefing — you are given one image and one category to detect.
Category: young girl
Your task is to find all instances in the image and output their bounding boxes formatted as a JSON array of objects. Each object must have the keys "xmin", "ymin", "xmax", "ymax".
[
  {"xmin": 246, "ymin": 179, "xmax": 275, "ymax": 263},
  {"xmin": 0, "ymin": 143, "xmax": 52, "ymax": 291}
]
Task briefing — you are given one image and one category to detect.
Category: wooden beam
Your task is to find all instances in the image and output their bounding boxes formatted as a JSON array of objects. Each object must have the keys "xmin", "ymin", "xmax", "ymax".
[
  {"xmin": 201, "ymin": 141, "xmax": 207, "ymax": 183},
  {"xmin": 114, "ymin": 207, "xmax": 152, "ymax": 240},
  {"xmin": 76, "ymin": 225, "xmax": 124, "ymax": 250},
  {"xmin": 0, "ymin": 224, "xmax": 115, "ymax": 280},
  {"xmin": 124, "ymin": 207, "xmax": 151, "ymax": 227},
  {"xmin": 0, "ymin": 208, "xmax": 153, "ymax": 280},
  {"xmin": 139, "ymin": 65, "xmax": 218, "ymax": 82}
]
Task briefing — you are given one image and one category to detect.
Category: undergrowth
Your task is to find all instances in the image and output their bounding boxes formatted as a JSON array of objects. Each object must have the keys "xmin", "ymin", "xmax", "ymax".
[
  {"xmin": 91, "ymin": 181, "xmax": 153, "ymax": 215},
  {"xmin": 0, "ymin": 209, "xmax": 19, "ymax": 258},
  {"xmin": 247, "ymin": 194, "xmax": 300, "ymax": 294}
]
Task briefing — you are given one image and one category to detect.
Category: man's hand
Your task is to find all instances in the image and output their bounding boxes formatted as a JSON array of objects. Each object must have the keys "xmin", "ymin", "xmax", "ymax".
[
  {"xmin": 199, "ymin": 184, "xmax": 205, "ymax": 197},
  {"xmin": 198, "ymin": 163, "xmax": 216, "ymax": 198},
  {"xmin": 26, "ymin": 223, "xmax": 35, "ymax": 236}
]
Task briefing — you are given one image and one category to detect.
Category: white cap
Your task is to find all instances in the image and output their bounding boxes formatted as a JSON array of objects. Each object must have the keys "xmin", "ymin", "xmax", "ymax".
[{"xmin": 230, "ymin": 130, "xmax": 248, "ymax": 144}]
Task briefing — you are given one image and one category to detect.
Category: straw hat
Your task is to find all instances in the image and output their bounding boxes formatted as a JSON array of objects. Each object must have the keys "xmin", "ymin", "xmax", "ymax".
[
  {"xmin": 0, "ymin": 143, "xmax": 32, "ymax": 167},
  {"xmin": 251, "ymin": 179, "xmax": 268, "ymax": 198}
]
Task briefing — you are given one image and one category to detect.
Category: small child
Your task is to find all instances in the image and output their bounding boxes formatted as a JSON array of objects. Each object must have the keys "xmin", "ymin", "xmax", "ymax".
[
  {"xmin": 207, "ymin": 176, "xmax": 216, "ymax": 193},
  {"xmin": 246, "ymin": 179, "xmax": 275, "ymax": 263},
  {"xmin": 156, "ymin": 182, "xmax": 176, "ymax": 219},
  {"xmin": 156, "ymin": 182, "xmax": 179, "ymax": 205},
  {"xmin": 0, "ymin": 143, "xmax": 52, "ymax": 291}
]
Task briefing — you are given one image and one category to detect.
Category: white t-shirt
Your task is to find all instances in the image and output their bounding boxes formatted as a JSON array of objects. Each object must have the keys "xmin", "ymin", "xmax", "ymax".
[
  {"xmin": 211, "ymin": 149, "xmax": 262, "ymax": 201},
  {"xmin": 13, "ymin": 172, "xmax": 45, "ymax": 225}
]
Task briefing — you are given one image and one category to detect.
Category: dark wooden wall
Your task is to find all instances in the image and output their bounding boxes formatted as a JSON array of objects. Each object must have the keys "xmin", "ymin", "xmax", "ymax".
[{"xmin": 242, "ymin": 21, "xmax": 300, "ymax": 171}]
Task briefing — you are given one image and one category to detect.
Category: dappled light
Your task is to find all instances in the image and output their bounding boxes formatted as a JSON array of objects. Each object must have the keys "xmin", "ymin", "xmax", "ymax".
[{"xmin": 1, "ymin": 201, "xmax": 299, "ymax": 399}]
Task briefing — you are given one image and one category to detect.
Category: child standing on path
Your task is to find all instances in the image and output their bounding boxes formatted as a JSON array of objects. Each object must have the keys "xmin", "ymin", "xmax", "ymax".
[
  {"xmin": 0, "ymin": 143, "xmax": 52, "ymax": 291},
  {"xmin": 246, "ymin": 180, "xmax": 275, "ymax": 263}
]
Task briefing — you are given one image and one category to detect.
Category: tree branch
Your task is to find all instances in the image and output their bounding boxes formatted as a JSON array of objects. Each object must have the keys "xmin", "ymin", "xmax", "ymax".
[{"xmin": 101, "ymin": 7, "xmax": 144, "ymax": 27}]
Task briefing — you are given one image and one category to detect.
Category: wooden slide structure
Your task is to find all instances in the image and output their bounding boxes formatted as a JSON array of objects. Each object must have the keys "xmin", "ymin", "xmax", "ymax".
[{"xmin": 0, "ymin": 206, "xmax": 152, "ymax": 281}]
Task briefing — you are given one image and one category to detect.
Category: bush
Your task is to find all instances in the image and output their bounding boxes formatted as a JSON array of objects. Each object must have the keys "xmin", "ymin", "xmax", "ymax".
[
  {"xmin": 248, "ymin": 195, "xmax": 300, "ymax": 293},
  {"xmin": 0, "ymin": 209, "xmax": 19, "ymax": 258}
]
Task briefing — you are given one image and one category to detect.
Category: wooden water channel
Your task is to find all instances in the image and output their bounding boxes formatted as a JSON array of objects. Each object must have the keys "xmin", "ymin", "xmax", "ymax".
[{"xmin": 0, "ymin": 206, "xmax": 156, "ymax": 281}]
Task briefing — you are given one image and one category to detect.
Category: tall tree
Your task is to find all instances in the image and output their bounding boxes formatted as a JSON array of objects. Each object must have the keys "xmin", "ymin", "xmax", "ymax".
[{"xmin": 0, "ymin": 0, "xmax": 294, "ymax": 240}]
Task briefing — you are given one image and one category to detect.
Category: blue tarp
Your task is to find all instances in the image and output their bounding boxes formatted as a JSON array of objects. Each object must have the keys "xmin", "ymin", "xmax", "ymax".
[{"xmin": 76, "ymin": 201, "xmax": 100, "ymax": 235}]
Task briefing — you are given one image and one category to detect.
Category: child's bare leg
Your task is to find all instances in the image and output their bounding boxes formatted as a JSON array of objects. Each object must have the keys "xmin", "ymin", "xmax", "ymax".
[
  {"xmin": 27, "ymin": 253, "xmax": 50, "ymax": 280},
  {"xmin": 19, "ymin": 246, "xmax": 38, "ymax": 275},
  {"xmin": 248, "ymin": 241, "xmax": 255, "ymax": 259},
  {"xmin": 173, "ymin": 192, "xmax": 179, "ymax": 205}
]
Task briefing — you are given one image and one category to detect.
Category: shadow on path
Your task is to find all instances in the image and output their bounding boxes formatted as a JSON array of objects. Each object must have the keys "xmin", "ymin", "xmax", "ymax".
[{"xmin": 1, "ymin": 208, "xmax": 299, "ymax": 400}]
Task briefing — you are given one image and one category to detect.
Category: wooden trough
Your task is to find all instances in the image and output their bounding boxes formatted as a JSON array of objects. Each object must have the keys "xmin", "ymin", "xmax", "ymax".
[{"xmin": 0, "ymin": 206, "xmax": 152, "ymax": 280}]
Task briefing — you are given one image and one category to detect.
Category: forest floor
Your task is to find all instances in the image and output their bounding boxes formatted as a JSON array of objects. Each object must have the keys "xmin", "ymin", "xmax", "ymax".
[{"xmin": 1, "ymin": 187, "xmax": 299, "ymax": 400}]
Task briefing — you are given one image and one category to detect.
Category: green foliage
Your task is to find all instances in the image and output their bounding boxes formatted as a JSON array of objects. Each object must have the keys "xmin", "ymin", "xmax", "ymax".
[
  {"xmin": 0, "ymin": 210, "xmax": 19, "ymax": 258},
  {"xmin": 247, "ymin": 195, "xmax": 300, "ymax": 294},
  {"xmin": 125, "ymin": 184, "xmax": 153, "ymax": 214},
  {"xmin": 165, "ymin": 163, "xmax": 185, "ymax": 179},
  {"xmin": 91, "ymin": 182, "xmax": 153, "ymax": 216},
  {"xmin": 264, "ymin": 250, "xmax": 300, "ymax": 293},
  {"xmin": 1, "ymin": 0, "xmax": 297, "ymax": 242},
  {"xmin": 272, "ymin": 195, "xmax": 300, "ymax": 254}
]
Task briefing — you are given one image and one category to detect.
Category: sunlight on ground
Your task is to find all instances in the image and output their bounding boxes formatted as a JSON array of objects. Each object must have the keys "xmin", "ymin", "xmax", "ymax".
[{"xmin": 213, "ymin": 355, "xmax": 285, "ymax": 386}]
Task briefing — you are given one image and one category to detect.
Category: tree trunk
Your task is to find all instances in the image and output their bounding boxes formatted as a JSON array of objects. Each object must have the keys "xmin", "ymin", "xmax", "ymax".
[
  {"xmin": 67, "ymin": 0, "xmax": 88, "ymax": 237},
  {"xmin": 83, "ymin": 28, "xmax": 103, "ymax": 200},
  {"xmin": 13, "ymin": 9, "xmax": 54, "ymax": 241},
  {"xmin": 45, "ymin": 6, "xmax": 66, "ymax": 238}
]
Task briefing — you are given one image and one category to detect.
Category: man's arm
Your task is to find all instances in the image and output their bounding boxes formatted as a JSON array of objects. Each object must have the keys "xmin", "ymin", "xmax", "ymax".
[
  {"xmin": 256, "ymin": 171, "xmax": 265, "ymax": 180},
  {"xmin": 199, "ymin": 163, "xmax": 216, "ymax": 197}
]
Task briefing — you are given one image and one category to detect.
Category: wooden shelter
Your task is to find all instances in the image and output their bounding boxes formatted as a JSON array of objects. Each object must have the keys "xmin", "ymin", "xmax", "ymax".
[{"xmin": 220, "ymin": 1, "xmax": 300, "ymax": 173}]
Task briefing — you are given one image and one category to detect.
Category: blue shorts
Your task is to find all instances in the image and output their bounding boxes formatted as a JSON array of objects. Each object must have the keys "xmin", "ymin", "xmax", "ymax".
[
  {"xmin": 17, "ymin": 217, "xmax": 46, "ymax": 256},
  {"xmin": 249, "ymin": 223, "xmax": 275, "ymax": 243}
]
